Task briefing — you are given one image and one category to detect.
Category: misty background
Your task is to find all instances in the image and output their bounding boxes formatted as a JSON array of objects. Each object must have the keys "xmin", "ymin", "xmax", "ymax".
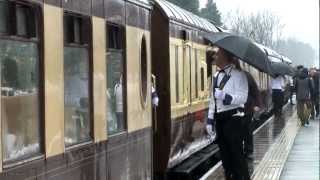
[{"xmin": 166, "ymin": 0, "xmax": 319, "ymax": 68}]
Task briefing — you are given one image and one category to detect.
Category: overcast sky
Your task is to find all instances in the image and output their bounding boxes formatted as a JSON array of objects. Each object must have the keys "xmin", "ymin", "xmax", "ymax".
[{"xmin": 199, "ymin": 0, "xmax": 319, "ymax": 56}]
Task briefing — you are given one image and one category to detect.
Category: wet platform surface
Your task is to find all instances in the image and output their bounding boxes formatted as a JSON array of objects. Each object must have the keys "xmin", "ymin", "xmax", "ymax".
[
  {"xmin": 280, "ymin": 117, "xmax": 319, "ymax": 180},
  {"xmin": 205, "ymin": 104, "xmax": 297, "ymax": 180}
]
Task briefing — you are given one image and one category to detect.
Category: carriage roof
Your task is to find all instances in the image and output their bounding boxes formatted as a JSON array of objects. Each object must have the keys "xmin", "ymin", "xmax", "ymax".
[{"xmin": 155, "ymin": 0, "xmax": 219, "ymax": 32}]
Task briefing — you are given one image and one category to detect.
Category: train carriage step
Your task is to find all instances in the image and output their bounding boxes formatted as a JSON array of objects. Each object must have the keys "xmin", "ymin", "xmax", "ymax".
[{"xmin": 167, "ymin": 143, "xmax": 220, "ymax": 180}]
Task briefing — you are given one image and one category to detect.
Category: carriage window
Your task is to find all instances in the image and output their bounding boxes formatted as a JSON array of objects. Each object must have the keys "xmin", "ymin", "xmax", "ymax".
[
  {"xmin": 201, "ymin": 67, "xmax": 205, "ymax": 91},
  {"xmin": 194, "ymin": 49, "xmax": 198, "ymax": 98},
  {"xmin": 175, "ymin": 46, "xmax": 179, "ymax": 103},
  {"xmin": 0, "ymin": 1, "xmax": 37, "ymax": 38},
  {"xmin": 106, "ymin": 23, "xmax": 126, "ymax": 135},
  {"xmin": 64, "ymin": 14, "xmax": 91, "ymax": 147},
  {"xmin": 0, "ymin": 1, "xmax": 9, "ymax": 33},
  {"xmin": 64, "ymin": 15, "xmax": 90, "ymax": 45},
  {"xmin": 140, "ymin": 36, "xmax": 148, "ymax": 106},
  {"xmin": 107, "ymin": 24, "xmax": 123, "ymax": 49},
  {"xmin": 0, "ymin": 2, "xmax": 42, "ymax": 163},
  {"xmin": 16, "ymin": 5, "xmax": 28, "ymax": 37}
]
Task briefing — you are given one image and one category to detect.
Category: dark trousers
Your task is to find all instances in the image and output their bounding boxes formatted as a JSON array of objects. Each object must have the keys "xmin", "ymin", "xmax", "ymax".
[
  {"xmin": 243, "ymin": 113, "xmax": 254, "ymax": 155},
  {"xmin": 289, "ymin": 86, "xmax": 294, "ymax": 104},
  {"xmin": 272, "ymin": 89, "xmax": 284, "ymax": 115},
  {"xmin": 216, "ymin": 110, "xmax": 250, "ymax": 180},
  {"xmin": 312, "ymin": 95, "xmax": 319, "ymax": 117}
]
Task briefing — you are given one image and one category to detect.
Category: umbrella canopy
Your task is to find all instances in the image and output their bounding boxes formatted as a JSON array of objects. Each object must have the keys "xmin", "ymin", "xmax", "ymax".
[
  {"xmin": 204, "ymin": 32, "xmax": 271, "ymax": 73},
  {"xmin": 271, "ymin": 62, "xmax": 294, "ymax": 76}
]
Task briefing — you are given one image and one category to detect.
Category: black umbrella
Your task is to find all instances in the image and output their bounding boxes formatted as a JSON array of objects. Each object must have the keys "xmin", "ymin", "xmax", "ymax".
[
  {"xmin": 271, "ymin": 62, "xmax": 294, "ymax": 76},
  {"xmin": 204, "ymin": 32, "xmax": 271, "ymax": 73}
]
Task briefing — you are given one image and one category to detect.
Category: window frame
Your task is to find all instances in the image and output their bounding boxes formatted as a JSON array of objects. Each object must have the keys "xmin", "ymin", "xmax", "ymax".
[
  {"xmin": 0, "ymin": 0, "xmax": 44, "ymax": 167},
  {"xmin": 63, "ymin": 12, "xmax": 93, "ymax": 148},
  {"xmin": 0, "ymin": 0, "xmax": 38, "ymax": 39}
]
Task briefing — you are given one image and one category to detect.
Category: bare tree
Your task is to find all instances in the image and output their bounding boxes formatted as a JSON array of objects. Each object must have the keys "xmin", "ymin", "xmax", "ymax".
[{"xmin": 225, "ymin": 10, "xmax": 284, "ymax": 48}]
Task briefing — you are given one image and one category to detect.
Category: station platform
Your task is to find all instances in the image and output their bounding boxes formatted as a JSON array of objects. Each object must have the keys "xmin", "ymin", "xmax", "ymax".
[
  {"xmin": 280, "ymin": 116, "xmax": 319, "ymax": 180},
  {"xmin": 203, "ymin": 104, "xmax": 320, "ymax": 180}
]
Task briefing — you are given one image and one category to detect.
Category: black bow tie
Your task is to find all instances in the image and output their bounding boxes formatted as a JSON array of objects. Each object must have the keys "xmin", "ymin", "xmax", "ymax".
[{"xmin": 219, "ymin": 69, "xmax": 225, "ymax": 73}]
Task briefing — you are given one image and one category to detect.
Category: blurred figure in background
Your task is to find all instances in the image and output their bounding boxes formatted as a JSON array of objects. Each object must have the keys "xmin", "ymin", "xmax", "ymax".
[
  {"xmin": 289, "ymin": 76, "xmax": 295, "ymax": 105},
  {"xmin": 310, "ymin": 68, "xmax": 319, "ymax": 119},
  {"xmin": 271, "ymin": 74, "xmax": 285, "ymax": 116},
  {"xmin": 295, "ymin": 68, "xmax": 314, "ymax": 126}
]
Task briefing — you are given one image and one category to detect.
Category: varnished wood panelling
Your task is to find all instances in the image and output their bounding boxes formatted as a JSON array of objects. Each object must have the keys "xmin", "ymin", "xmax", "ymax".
[
  {"xmin": 43, "ymin": 4, "xmax": 65, "ymax": 157},
  {"xmin": 126, "ymin": 26, "xmax": 152, "ymax": 132},
  {"xmin": 92, "ymin": 17, "xmax": 107, "ymax": 142}
]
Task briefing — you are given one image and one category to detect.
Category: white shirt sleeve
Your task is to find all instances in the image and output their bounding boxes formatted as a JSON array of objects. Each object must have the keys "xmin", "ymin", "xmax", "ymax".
[
  {"xmin": 229, "ymin": 71, "xmax": 248, "ymax": 105},
  {"xmin": 208, "ymin": 90, "xmax": 215, "ymax": 119}
]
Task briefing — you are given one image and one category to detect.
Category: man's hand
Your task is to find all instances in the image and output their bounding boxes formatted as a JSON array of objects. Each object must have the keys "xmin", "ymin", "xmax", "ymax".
[
  {"xmin": 206, "ymin": 124, "xmax": 217, "ymax": 141},
  {"xmin": 206, "ymin": 124, "xmax": 213, "ymax": 135},
  {"xmin": 214, "ymin": 88, "xmax": 226, "ymax": 100},
  {"xmin": 253, "ymin": 106, "xmax": 260, "ymax": 112}
]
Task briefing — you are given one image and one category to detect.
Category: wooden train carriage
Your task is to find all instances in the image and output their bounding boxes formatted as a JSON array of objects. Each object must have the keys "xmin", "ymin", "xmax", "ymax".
[
  {"xmin": 0, "ymin": 0, "xmax": 153, "ymax": 179},
  {"xmin": 151, "ymin": 0, "xmax": 219, "ymax": 176}
]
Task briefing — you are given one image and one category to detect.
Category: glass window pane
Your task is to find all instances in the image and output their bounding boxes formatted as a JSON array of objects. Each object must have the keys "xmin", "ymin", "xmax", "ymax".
[
  {"xmin": 64, "ymin": 47, "xmax": 91, "ymax": 146},
  {"xmin": 16, "ymin": 5, "xmax": 28, "ymax": 37},
  {"xmin": 194, "ymin": 49, "xmax": 198, "ymax": 98},
  {"xmin": 73, "ymin": 18, "xmax": 81, "ymax": 44},
  {"xmin": 0, "ymin": 1, "xmax": 9, "ymax": 33},
  {"xmin": 0, "ymin": 39, "xmax": 41, "ymax": 162},
  {"xmin": 175, "ymin": 46, "xmax": 179, "ymax": 103},
  {"xmin": 106, "ymin": 51, "xmax": 124, "ymax": 135},
  {"xmin": 107, "ymin": 24, "xmax": 123, "ymax": 50},
  {"xmin": 140, "ymin": 36, "xmax": 147, "ymax": 104},
  {"xmin": 201, "ymin": 68, "xmax": 204, "ymax": 91}
]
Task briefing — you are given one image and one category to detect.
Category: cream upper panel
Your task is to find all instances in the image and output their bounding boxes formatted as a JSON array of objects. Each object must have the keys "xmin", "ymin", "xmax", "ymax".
[
  {"xmin": 126, "ymin": 26, "xmax": 152, "ymax": 133},
  {"xmin": 169, "ymin": 37, "xmax": 210, "ymax": 119},
  {"xmin": 43, "ymin": 4, "xmax": 65, "ymax": 158},
  {"xmin": 92, "ymin": 17, "xmax": 107, "ymax": 142}
]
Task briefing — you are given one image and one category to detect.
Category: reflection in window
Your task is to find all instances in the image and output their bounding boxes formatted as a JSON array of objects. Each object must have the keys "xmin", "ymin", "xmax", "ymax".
[
  {"xmin": 0, "ymin": 40, "xmax": 41, "ymax": 162},
  {"xmin": 106, "ymin": 23, "xmax": 125, "ymax": 135},
  {"xmin": 64, "ymin": 47, "xmax": 91, "ymax": 146}
]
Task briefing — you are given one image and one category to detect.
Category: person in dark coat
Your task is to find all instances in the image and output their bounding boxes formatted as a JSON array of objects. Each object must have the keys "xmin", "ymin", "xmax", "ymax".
[
  {"xmin": 310, "ymin": 68, "xmax": 319, "ymax": 119},
  {"xmin": 243, "ymin": 71, "xmax": 262, "ymax": 159},
  {"xmin": 295, "ymin": 68, "xmax": 314, "ymax": 126}
]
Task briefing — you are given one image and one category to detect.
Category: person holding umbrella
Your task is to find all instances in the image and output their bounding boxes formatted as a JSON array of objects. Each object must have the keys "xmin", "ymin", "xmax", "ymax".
[{"xmin": 206, "ymin": 47, "xmax": 250, "ymax": 180}]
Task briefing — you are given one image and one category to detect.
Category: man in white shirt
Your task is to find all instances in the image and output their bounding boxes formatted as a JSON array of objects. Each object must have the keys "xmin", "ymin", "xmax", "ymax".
[
  {"xmin": 271, "ymin": 75, "xmax": 285, "ymax": 116},
  {"xmin": 206, "ymin": 48, "xmax": 250, "ymax": 180}
]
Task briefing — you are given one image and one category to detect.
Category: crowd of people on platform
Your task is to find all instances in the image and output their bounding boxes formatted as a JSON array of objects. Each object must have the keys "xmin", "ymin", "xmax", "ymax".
[
  {"xmin": 293, "ymin": 66, "xmax": 319, "ymax": 126},
  {"xmin": 204, "ymin": 46, "xmax": 319, "ymax": 180}
]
